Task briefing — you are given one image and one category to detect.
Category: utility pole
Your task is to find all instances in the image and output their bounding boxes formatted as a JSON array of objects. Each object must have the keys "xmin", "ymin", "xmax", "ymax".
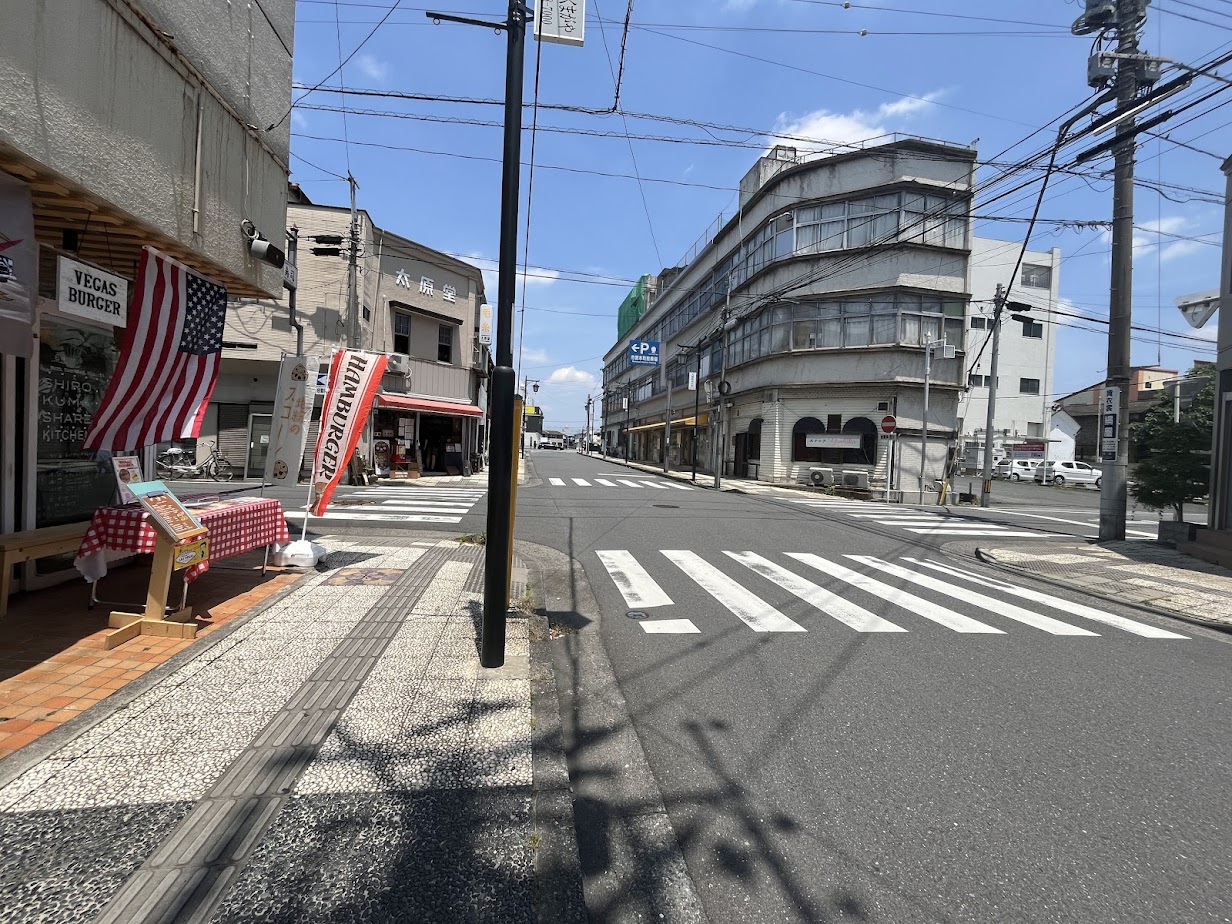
[
  {"xmin": 346, "ymin": 174, "xmax": 361, "ymax": 349},
  {"xmin": 663, "ymin": 367, "xmax": 673, "ymax": 473},
  {"xmin": 428, "ymin": 0, "xmax": 528, "ymax": 668},
  {"xmin": 714, "ymin": 307, "xmax": 736, "ymax": 491},
  {"xmin": 1100, "ymin": 0, "xmax": 1144, "ymax": 541},
  {"xmin": 980, "ymin": 284, "xmax": 1004, "ymax": 508},
  {"xmin": 692, "ymin": 347, "xmax": 701, "ymax": 482}
]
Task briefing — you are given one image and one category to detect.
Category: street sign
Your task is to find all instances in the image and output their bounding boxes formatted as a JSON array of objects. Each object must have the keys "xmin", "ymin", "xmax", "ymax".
[
  {"xmin": 478, "ymin": 303, "xmax": 492, "ymax": 346},
  {"xmin": 629, "ymin": 340, "xmax": 660, "ymax": 366},
  {"xmin": 282, "ymin": 259, "xmax": 298, "ymax": 290},
  {"xmin": 534, "ymin": 0, "xmax": 586, "ymax": 46},
  {"xmin": 1101, "ymin": 385, "xmax": 1120, "ymax": 462},
  {"xmin": 881, "ymin": 415, "xmax": 896, "ymax": 434},
  {"xmin": 687, "ymin": 371, "xmax": 697, "ymax": 391}
]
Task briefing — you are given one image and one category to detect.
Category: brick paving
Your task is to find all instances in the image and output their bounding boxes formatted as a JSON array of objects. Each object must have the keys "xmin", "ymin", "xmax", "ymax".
[{"xmin": 0, "ymin": 551, "xmax": 301, "ymax": 759}]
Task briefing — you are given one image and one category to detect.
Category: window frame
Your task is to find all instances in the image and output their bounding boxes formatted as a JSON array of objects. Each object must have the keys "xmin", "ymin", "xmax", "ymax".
[{"xmin": 437, "ymin": 323, "xmax": 454, "ymax": 364}]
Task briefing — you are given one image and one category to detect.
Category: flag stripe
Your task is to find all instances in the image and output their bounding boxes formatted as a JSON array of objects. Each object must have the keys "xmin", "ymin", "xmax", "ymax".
[{"xmin": 122, "ymin": 260, "xmax": 184, "ymax": 448}]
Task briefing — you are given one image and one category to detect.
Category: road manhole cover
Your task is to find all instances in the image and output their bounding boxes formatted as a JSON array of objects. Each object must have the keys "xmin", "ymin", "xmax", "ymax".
[
  {"xmin": 626, "ymin": 610, "xmax": 650, "ymax": 620},
  {"xmin": 652, "ymin": 504, "xmax": 679, "ymax": 509}
]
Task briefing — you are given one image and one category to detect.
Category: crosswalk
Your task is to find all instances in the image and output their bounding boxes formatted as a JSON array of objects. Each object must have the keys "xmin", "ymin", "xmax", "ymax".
[
  {"xmin": 284, "ymin": 487, "xmax": 486, "ymax": 524},
  {"xmin": 790, "ymin": 499, "xmax": 1058, "ymax": 538},
  {"xmin": 547, "ymin": 476, "xmax": 694, "ymax": 490},
  {"xmin": 594, "ymin": 548, "xmax": 1187, "ymax": 639}
]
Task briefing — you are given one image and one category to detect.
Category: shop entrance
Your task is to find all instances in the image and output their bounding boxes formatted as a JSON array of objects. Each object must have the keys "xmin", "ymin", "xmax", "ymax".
[{"xmin": 420, "ymin": 414, "xmax": 462, "ymax": 473}]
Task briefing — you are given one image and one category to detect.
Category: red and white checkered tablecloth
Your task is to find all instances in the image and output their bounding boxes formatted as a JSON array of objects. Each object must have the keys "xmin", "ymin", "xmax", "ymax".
[{"xmin": 75, "ymin": 497, "xmax": 291, "ymax": 583}]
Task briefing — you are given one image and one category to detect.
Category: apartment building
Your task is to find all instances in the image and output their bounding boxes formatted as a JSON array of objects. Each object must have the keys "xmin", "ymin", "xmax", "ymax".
[{"xmin": 601, "ymin": 139, "xmax": 977, "ymax": 500}]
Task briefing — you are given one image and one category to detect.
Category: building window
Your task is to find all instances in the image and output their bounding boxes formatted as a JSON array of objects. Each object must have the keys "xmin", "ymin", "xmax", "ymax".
[
  {"xmin": 438, "ymin": 324, "xmax": 454, "ymax": 363},
  {"xmin": 826, "ymin": 414, "xmax": 842, "ymax": 432},
  {"xmin": 393, "ymin": 313, "xmax": 410, "ymax": 354},
  {"xmin": 1027, "ymin": 422, "xmax": 1043, "ymax": 437},
  {"xmin": 971, "ymin": 317, "xmax": 987, "ymax": 329},
  {"xmin": 841, "ymin": 417, "xmax": 878, "ymax": 465},
  {"xmin": 1019, "ymin": 377, "xmax": 1041, "ymax": 395},
  {"xmin": 362, "ymin": 304, "xmax": 371, "ymax": 322},
  {"xmin": 969, "ymin": 374, "xmax": 985, "ymax": 388},
  {"xmin": 792, "ymin": 416, "xmax": 825, "ymax": 463},
  {"xmin": 1021, "ymin": 319, "xmax": 1043, "ymax": 338},
  {"xmin": 1021, "ymin": 264, "xmax": 1052, "ymax": 288}
]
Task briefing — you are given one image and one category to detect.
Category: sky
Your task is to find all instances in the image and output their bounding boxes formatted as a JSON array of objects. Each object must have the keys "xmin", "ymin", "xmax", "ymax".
[{"xmin": 286, "ymin": 0, "xmax": 1231, "ymax": 430}]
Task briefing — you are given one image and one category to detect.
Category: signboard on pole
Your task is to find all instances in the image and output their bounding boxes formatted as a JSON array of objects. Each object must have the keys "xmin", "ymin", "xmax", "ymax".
[
  {"xmin": 629, "ymin": 340, "xmax": 660, "ymax": 366},
  {"xmin": 479, "ymin": 303, "xmax": 493, "ymax": 345},
  {"xmin": 880, "ymin": 415, "xmax": 897, "ymax": 434},
  {"xmin": 265, "ymin": 355, "xmax": 320, "ymax": 486},
  {"xmin": 534, "ymin": 0, "xmax": 585, "ymax": 46},
  {"xmin": 688, "ymin": 371, "xmax": 697, "ymax": 391},
  {"xmin": 310, "ymin": 350, "xmax": 388, "ymax": 515},
  {"xmin": 1101, "ymin": 385, "xmax": 1120, "ymax": 462},
  {"xmin": 57, "ymin": 255, "xmax": 128, "ymax": 327}
]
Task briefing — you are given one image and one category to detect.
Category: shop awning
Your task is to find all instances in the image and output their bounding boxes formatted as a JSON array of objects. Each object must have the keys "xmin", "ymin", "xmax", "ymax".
[
  {"xmin": 377, "ymin": 394, "xmax": 484, "ymax": 417},
  {"xmin": 626, "ymin": 414, "xmax": 708, "ymax": 433}
]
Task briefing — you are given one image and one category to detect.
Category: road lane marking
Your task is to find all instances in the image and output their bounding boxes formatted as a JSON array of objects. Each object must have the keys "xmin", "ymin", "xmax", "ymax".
[
  {"xmin": 549, "ymin": 478, "xmax": 565, "ymax": 486},
  {"xmin": 596, "ymin": 550, "xmax": 674, "ymax": 608},
  {"xmin": 786, "ymin": 553, "xmax": 1003, "ymax": 633},
  {"xmin": 726, "ymin": 552, "xmax": 906, "ymax": 632},
  {"xmin": 902, "ymin": 558, "xmax": 1188, "ymax": 639},
  {"xmin": 595, "ymin": 479, "xmax": 618, "ymax": 486},
  {"xmin": 572, "ymin": 478, "xmax": 592, "ymax": 486},
  {"xmin": 619, "ymin": 479, "xmax": 643, "ymax": 488},
  {"xmin": 902, "ymin": 529, "xmax": 1055, "ymax": 537},
  {"xmin": 992, "ymin": 509, "xmax": 1158, "ymax": 538},
  {"xmin": 846, "ymin": 556, "xmax": 1097, "ymax": 636},
  {"xmin": 640, "ymin": 481, "xmax": 670, "ymax": 489},
  {"xmin": 665, "ymin": 482, "xmax": 694, "ymax": 490},
  {"xmin": 641, "ymin": 619, "xmax": 700, "ymax": 634},
  {"xmin": 662, "ymin": 551, "xmax": 806, "ymax": 632},
  {"xmin": 285, "ymin": 512, "xmax": 462, "ymax": 523}
]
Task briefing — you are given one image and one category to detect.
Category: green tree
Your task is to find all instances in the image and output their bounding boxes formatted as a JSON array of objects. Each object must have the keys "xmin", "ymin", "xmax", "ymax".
[{"xmin": 1130, "ymin": 364, "xmax": 1215, "ymax": 520}]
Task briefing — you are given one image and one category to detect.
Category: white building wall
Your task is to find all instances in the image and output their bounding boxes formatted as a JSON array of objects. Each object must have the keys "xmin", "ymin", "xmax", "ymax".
[{"xmin": 961, "ymin": 237, "xmax": 1060, "ymax": 457}]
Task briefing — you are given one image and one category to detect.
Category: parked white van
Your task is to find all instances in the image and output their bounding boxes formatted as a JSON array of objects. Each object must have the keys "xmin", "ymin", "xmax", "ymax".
[
  {"xmin": 993, "ymin": 459, "xmax": 1041, "ymax": 481},
  {"xmin": 1034, "ymin": 460, "xmax": 1103, "ymax": 488}
]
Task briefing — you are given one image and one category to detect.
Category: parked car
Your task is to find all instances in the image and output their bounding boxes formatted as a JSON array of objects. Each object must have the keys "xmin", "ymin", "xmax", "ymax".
[
  {"xmin": 1034, "ymin": 460, "xmax": 1103, "ymax": 488},
  {"xmin": 993, "ymin": 459, "xmax": 1041, "ymax": 481}
]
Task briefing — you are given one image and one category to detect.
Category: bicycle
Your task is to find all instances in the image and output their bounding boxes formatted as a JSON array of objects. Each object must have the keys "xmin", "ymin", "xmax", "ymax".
[{"xmin": 155, "ymin": 441, "xmax": 235, "ymax": 481}]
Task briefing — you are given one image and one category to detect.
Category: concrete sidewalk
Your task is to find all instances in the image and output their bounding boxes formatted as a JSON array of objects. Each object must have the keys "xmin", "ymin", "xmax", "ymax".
[
  {"xmin": 0, "ymin": 535, "xmax": 585, "ymax": 924},
  {"xmin": 978, "ymin": 540, "xmax": 1232, "ymax": 631}
]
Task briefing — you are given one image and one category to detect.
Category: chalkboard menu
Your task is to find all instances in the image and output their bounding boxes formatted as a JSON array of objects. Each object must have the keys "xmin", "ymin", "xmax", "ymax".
[{"xmin": 36, "ymin": 317, "xmax": 121, "ymax": 527}]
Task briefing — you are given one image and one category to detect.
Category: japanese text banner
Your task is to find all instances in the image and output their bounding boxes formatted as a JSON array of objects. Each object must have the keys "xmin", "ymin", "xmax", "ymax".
[
  {"xmin": 310, "ymin": 350, "xmax": 388, "ymax": 516},
  {"xmin": 265, "ymin": 355, "xmax": 320, "ymax": 487}
]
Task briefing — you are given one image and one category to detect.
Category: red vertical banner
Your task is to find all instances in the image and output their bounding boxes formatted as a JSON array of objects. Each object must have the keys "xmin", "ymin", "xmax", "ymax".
[{"xmin": 310, "ymin": 350, "xmax": 388, "ymax": 516}]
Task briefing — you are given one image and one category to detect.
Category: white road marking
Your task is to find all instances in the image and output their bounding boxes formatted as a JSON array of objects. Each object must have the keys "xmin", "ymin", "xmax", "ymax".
[
  {"xmin": 596, "ymin": 550, "xmax": 674, "ymax": 608},
  {"xmin": 640, "ymin": 481, "xmax": 669, "ymax": 489},
  {"xmin": 846, "ymin": 556, "xmax": 1097, "ymax": 636},
  {"xmin": 595, "ymin": 479, "xmax": 618, "ymax": 487},
  {"xmin": 619, "ymin": 479, "xmax": 643, "ymax": 488},
  {"xmin": 640, "ymin": 619, "xmax": 701, "ymax": 634},
  {"xmin": 549, "ymin": 478, "xmax": 566, "ymax": 486},
  {"xmin": 786, "ymin": 553, "xmax": 1003, "ymax": 634},
  {"xmin": 665, "ymin": 482, "xmax": 695, "ymax": 490},
  {"xmin": 370, "ymin": 503, "xmax": 475, "ymax": 511},
  {"xmin": 993, "ymin": 509, "xmax": 1158, "ymax": 539},
  {"xmin": 726, "ymin": 552, "xmax": 905, "ymax": 633},
  {"xmin": 662, "ymin": 550, "xmax": 806, "ymax": 633},
  {"xmin": 285, "ymin": 512, "xmax": 462, "ymax": 523},
  {"xmin": 903, "ymin": 528, "xmax": 1057, "ymax": 537},
  {"xmin": 572, "ymin": 478, "xmax": 592, "ymax": 486},
  {"xmin": 902, "ymin": 558, "xmax": 1188, "ymax": 639}
]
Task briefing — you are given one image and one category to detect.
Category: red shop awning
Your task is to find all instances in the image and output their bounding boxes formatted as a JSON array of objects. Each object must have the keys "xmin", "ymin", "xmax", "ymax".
[{"xmin": 376, "ymin": 394, "xmax": 485, "ymax": 417}]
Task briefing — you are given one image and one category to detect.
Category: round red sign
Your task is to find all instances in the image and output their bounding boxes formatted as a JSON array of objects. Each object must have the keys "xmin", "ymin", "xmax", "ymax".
[{"xmin": 881, "ymin": 415, "xmax": 897, "ymax": 434}]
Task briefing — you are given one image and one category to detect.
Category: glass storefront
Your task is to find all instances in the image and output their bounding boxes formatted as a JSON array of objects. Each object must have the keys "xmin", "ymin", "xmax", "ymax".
[{"xmin": 36, "ymin": 316, "xmax": 121, "ymax": 527}]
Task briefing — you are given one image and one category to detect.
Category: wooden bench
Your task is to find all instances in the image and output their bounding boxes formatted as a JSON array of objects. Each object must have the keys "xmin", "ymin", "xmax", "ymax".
[{"xmin": 0, "ymin": 522, "xmax": 92, "ymax": 618}]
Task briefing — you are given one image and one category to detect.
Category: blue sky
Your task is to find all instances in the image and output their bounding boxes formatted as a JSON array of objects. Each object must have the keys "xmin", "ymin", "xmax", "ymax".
[{"xmin": 287, "ymin": 0, "xmax": 1229, "ymax": 429}]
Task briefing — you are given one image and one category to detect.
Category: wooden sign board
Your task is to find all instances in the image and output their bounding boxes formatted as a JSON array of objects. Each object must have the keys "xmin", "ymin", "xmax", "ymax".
[{"xmin": 127, "ymin": 480, "xmax": 207, "ymax": 542}]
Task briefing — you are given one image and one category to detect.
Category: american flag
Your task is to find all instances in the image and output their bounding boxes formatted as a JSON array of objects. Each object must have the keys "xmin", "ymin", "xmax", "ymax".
[{"xmin": 84, "ymin": 246, "xmax": 228, "ymax": 451}]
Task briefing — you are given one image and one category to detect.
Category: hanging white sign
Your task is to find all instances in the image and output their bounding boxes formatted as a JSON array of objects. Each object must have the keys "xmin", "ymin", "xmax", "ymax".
[
  {"xmin": 535, "ymin": 0, "xmax": 586, "ymax": 46},
  {"xmin": 479, "ymin": 303, "xmax": 493, "ymax": 345},
  {"xmin": 56, "ymin": 255, "xmax": 128, "ymax": 327},
  {"xmin": 265, "ymin": 355, "xmax": 320, "ymax": 486}
]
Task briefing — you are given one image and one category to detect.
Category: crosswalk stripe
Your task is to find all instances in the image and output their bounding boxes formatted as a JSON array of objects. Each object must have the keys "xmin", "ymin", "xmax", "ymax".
[
  {"xmin": 641, "ymin": 619, "xmax": 700, "ymax": 634},
  {"xmin": 903, "ymin": 529, "xmax": 1050, "ymax": 537},
  {"xmin": 549, "ymin": 478, "xmax": 566, "ymax": 486},
  {"xmin": 572, "ymin": 478, "xmax": 591, "ymax": 486},
  {"xmin": 903, "ymin": 558, "xmax": 1189, "ymax": 639},
  {"xmin": 366, "ymin": 504, "xmax": 474, "ymax": 511},
  {"xmin": 725, "ymin": 552, "xmax": 905, "ymax": 633},
  {"xmin": 595, "ymin": 478, "xmax": 618, "ymax": 486},
  {"xmin": 618, "ymin": 479, "xmax": 642, "ymax": 488},
  {"xmin": 664, "ymin": 482, "xmax": 694, "ymax": 490},
  {"xmin": 640, "ymin": 481, "xmax": 669, "ymax": 489},
  {"xmin": 285, "ymin": 512, "xmax": 462, "ymax": 523},
  {"xmin": 786, "ymin": 553, "xmax": 1003, "ymax": 633},
  {"xmin": 846, "ymin": 556, "xmax": 1097, "ymax": 636},
  {"xmin": 662, "ymin": 550, "xmax": 806, "ymax": 633},
  {"xmin": 596, "ymin": 550, "xmax": 674, "ymax": 608}
]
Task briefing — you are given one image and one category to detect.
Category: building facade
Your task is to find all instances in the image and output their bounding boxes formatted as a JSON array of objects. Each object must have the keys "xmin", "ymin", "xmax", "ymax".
[
  {"xmin": 1055, "ymin": 366, "xmax": 1177, "ymax": 462},
  {"xmin": 0, "ymin": 1, "xmax": 294, "ymax": 582},
  {"xmin": 601, "ymin": 139, "xmax": 977, "ymax": 501},
  {"xmin": 959, "ymin": 237, "xmax": 1061, "ymax": 468},
  {"xmin": 212, "ymin": 193, "xmax": 491, "ymax": 479}
]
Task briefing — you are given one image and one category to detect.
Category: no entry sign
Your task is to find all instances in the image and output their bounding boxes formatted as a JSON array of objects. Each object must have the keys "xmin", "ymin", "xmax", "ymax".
[{"xmin": 881, "ymin": 415, "xmax": 897, "ymax": 434}]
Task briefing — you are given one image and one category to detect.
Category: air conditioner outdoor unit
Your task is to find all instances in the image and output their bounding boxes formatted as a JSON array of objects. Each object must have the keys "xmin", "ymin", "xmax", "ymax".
[
  {"xmin": 386, "ymin": 352, "xmax": 412, "ymax": 376},
  {"xmin": 809, "ymin": 467, "xmax": 834, "ymax": 487},
  {"xmin": 841, "ymin": 470, "xmax": 869, "ymax": 489}
]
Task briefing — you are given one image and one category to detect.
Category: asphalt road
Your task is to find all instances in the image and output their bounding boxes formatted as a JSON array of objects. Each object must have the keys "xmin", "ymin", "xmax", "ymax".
[{"xmin": 522, "ymin": 449, "xmax": 1232, "ymax": 924}]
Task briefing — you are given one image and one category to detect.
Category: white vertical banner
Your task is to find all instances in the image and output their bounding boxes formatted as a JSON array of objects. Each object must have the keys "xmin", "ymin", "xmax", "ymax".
[
  {"xmin": 0, "ymin": 172, "xmax": 37, "ymax": 357},
  {"xmin": 266, "ymin": 355, "xmax": 320, "ymax": 486},
  {"xmin": 535, "ymin": 0, "xmax": 586, "ymax": 46}
]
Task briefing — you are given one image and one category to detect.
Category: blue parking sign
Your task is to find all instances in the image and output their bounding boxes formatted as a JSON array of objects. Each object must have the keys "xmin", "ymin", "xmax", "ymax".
[{"xmin": 629, "ymin": 340, "xmax": 660, "ymax": 366}]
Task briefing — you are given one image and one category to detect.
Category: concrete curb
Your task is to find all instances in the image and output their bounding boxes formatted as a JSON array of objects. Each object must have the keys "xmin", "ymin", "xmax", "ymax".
[{"xmin": 972, "ymin": 547, "xmax": 1232, "ymax": 634}]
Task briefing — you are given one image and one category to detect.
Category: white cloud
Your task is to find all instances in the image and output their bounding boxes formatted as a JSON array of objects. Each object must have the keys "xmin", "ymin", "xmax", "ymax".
[
  {"xmin": 291, "ymin": 111, "xmax": 309, "ymax": 131},
  {"xmin": 769, "ymin": 91, "xmax": 944, "ymax": 152},
  {"xmin": 519, "ymin": 346, "xmax": 551, "ymax": 365},
  {"xmin": 1104, "ymin": 215, "xmax": 1214, "ymax": 265},
  {"xmin": 548, "ymin": 366, "xmax": 598, "ymax": 387},
  {"xmin": 355, "ymin": 53, "xmax": 389, "ymax": 83},
  {"xmin": 463, "ymin": 253, "xmax": 562, "ymax": 298}
]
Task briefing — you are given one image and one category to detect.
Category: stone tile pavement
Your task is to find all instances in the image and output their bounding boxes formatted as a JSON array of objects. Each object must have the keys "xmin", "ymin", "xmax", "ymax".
[
  {"xmin": 978, "ymin": 540, "xmax": 1232, "ymax": 631},
  {"xmin": 0, "ymin": 536, "xmax": 584, "ymax": 924}
]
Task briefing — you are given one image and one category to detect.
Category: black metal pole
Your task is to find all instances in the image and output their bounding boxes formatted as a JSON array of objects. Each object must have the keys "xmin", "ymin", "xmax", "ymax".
[
  {"xmin": 692, "ymin": 347, "xmax": 701, "ymax": 482},
  {"xmin": 481, "ymin": 0, "xmax": 527, "ymax": 668}
]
